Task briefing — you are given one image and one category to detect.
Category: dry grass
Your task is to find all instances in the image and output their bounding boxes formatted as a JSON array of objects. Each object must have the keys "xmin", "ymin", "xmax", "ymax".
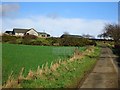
[
  {"xmin": 26, "ymin": 69, "xmax": 34, "ymax": 80},
  {"xmin": 18, "ymin": 67, "xmax": 25, "ymax": 84},
  {"xmin": 50, "ymin": 62, "xmax": 59, "ymax": 72},
  {"xmin": 36, "ymin": 66, "xmax": 43, "ymax": 76},
  {"xmin": 3, "ymin": 71, "xmax": 18, "ymax": 88},
  {"xmin": 83, "ymin": 46, "xmax": 95, "ymax": 56}
]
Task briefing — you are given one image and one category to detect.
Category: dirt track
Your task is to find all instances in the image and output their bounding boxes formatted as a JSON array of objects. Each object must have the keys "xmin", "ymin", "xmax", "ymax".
[{"xmin": 80, "ymin": 46, "xmax": 118, "ymax": 88}]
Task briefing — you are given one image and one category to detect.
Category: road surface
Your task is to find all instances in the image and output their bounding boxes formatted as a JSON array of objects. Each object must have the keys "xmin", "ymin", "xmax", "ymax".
[{"xmin": 79, "ymin": 46, "xmax": 118, "ymax": 88}]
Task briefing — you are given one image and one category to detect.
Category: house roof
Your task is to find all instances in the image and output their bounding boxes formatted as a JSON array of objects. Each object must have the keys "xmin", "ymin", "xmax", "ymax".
[
  {"xmin": 61, "ymin": 34, "xmax": 83, "ymax": 38},
  {"xmin": 38, "ymin": 32, "xmax": 50, "ymax": 36},
  {"xmin": 13, "ymin": 28, "xmax": 30, "ymax": 33},
  {"xmin": 5, "ymin": 31, "xmax": 13, "ymax": 33},
  {"xmin": 38, "ymin": 32, "xmax": 47, "ymax": 34}
]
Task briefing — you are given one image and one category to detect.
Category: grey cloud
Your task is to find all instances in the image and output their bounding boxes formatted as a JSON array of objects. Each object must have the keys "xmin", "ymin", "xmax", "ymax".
[{"xmin": 0, "ymin": 3, "xmax": 20, "ymax": 17}]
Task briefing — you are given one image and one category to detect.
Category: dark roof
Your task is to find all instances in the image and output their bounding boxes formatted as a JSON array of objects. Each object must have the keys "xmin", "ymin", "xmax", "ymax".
[
  {"xmin": 5, "ymin": 31, "xmax": 13, "ymax": 33},
  {"xmin": 13, "ymin": 28, "xmax": 29, "ymax": 33},
  {"xmin": 61, "ymin": 34, "xmax": 83, "ymax": 38},
  {"xmin": 38, "ymin": 32, "xmax": 50, "ymax": 36},
  {"xmin": 38, "ymin": 32, "xmax": 47, "ymax": 34}
]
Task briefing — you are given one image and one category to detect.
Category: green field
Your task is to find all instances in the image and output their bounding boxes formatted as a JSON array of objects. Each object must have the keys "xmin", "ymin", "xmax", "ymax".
[{"xmin": 2, "ymin": 43, "xmax": 86, "ymax": 84}]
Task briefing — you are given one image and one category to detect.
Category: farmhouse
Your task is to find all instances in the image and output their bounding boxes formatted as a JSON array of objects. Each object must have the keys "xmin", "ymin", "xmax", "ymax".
[
  {"xmin": 13, "ymin": 28, "xmax": 38, "ymax": 36},
  {"xmin": 5, "ymin": 28, "xmax": 50, "ymax": 38}
]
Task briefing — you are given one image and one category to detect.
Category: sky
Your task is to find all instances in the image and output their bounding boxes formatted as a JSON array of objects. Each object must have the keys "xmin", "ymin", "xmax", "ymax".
[{"xmin": 0, "ymin": 2, "xmax": 118, "ymax": 37}]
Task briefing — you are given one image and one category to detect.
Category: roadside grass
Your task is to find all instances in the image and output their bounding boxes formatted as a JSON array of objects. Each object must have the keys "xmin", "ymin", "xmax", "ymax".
[
  {"xmin": 2, "ymin": 43, "xmax": 86, "ymax": 84},
  {"xmin": 3, "ymin": 46, "xmax": 101, "ymax": 88}
]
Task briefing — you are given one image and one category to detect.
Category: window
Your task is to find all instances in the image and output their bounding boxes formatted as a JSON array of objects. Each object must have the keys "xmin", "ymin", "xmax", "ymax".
[
  {"xmin": 42, "ymin": 35, "xmax": 45, "ymax": 37},
  {"xmin": 27, "ymin": 33, "xmax": 29, "ymax": 35}
]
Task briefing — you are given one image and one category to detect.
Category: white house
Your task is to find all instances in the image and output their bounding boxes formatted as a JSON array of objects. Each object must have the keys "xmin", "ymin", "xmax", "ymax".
[
  {"xmin": 13, "ymin": 28, "xmax": 38, "ymax": 36},
  {"xmin": 5, "ymin": 28, "xmax": 50, "ymax": 38},
  {"xmin": 38, "ymin": 32, "xmax": 50, "ymax": 38}
]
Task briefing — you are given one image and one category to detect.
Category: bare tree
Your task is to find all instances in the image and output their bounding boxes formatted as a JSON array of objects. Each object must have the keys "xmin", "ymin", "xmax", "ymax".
[
  {"xmin": 99, "ymin": 23, "xmax": 120, "ymax": 48},
  {"xmin": 104, "ymin": 24, "xmax": 120, "ymax": 42},
  {"xmin": 97, "ymin": 32, "xmax": 108, "ymax": 39}
]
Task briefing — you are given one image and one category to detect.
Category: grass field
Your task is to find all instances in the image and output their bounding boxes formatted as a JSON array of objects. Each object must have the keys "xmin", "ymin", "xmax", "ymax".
[{"xmin": 2, "ymin": 43, "xmax": 86, "ymax": 84}]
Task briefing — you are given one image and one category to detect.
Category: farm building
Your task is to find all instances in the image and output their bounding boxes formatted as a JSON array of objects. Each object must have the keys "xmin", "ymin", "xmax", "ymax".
[{"xmin": 60, "ymin": 34, "xmax": 83, "ymax": 38}]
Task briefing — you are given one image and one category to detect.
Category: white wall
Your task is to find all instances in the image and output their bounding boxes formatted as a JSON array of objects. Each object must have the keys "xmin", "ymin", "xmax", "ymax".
[
  {"xmin": 15, "ymin": 33, "xmax": 24, "ymax": 36},
  {"xmin": 38, "ymin": 34, "xmax": 48, "ymax": 38},
  {"xmin": 26, "ymin": 29, "xmax": 38, "ymax": 36}
]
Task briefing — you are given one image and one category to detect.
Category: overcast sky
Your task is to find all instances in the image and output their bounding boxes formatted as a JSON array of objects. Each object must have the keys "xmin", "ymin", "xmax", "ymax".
[{"xmin": 1, "ymin": 2, "xmax": 118, "ymax": 37}]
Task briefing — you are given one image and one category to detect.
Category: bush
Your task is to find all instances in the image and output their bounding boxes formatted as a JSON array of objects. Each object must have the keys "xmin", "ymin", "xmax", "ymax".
[
  {"xmin": 46, "ymin": 37, "xmax": 60, "ymax": 46},
  {"xmin": 114, "ymin": 41, "xmax": 120, "ymax": 48},
  {"xmin": 23, "ymin": 35, "xmax": 37, "ymax": 40},
  {"xmin": 59, "ymin": 37, "xmax": 78, "ymax": 46},
  {"xmin": 59, "ymin": 37, "xmax": 96, "ymax": 46},
  {"xmin": 2, "ymin": 34, "xmax": 19, "ymax": 43},
  {"xmin": 16, "ymin": 38, "xmax": 23, "ymax": 44},
  {"xmin": 22, "ymin": 35, "xmax": 38, "ymax": 45},
  {"xmin": 36, "ymin": 38, "xmax": 51, "ymax": 46},
  {"xmin": 29, "ymin": 40, "xmax": 42, "ymax": 45},
  {"xmin": 88, "ymin": 40, "xmax": 97, "ymax": 46}
]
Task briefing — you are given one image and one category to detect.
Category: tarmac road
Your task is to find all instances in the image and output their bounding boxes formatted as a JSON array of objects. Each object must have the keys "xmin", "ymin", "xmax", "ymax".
[{"xmin": 79, "ymin": 46, "xmax": 118, "ymax": 88}]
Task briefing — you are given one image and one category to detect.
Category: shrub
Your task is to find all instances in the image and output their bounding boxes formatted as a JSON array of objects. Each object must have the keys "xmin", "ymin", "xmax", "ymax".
[
  {"xmin": 22, "ymin": 35, "xmax": 38, "ymax": 45},
  {"xmin": 114, "ymin": 41, "xmax": 120, "ymax": 48},
  {"xmin": 87, "ymin": 40, "xmax": 97, "ymax": 46},
  {"xmin": 30, "ymin": 40, "xmax": 42, "ymax": 45},
  {"xmin": 2, "ymin": 34, "xmax": 19, "ymax": 43},
  {"xmin": 59, "ymin": 37, "xmax": 94, "ymax": 46},
  {"xmin": 36, "ymin": 38, "xmax": 52, "ymax": 46},
  {"xmin": 16, "ymin": 38, "xmax": 23, "ymax": 44},
  {"xmin": 46, "ymin": 37, "xmax": 60, "ymax": 46},
  {"xmin": 23, "ymin": 35, "xmax": 37, "ymax": 40}
]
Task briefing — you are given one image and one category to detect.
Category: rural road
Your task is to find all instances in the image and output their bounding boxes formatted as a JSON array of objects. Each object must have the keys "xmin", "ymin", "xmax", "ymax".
[{"xmin": 79, "ymin": 46, "xmax": 119, "ymax": 88}]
